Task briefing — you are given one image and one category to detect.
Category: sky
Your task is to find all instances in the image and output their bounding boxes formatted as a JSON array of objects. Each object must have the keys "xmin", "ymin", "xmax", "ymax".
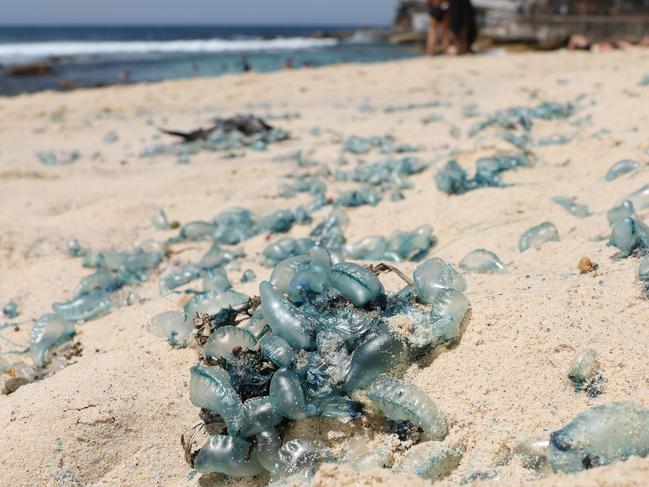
[{"xmin": 1, "ymin": 0, "xmax": 398, "ymax": 26}]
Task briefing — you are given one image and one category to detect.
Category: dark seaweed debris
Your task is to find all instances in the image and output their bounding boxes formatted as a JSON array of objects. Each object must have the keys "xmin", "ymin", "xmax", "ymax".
[
  {"xmin": 221, "ymin": 349, "xmax": 278, "ymax": 402},
  {"xmin": 142, "ymin": 114, "xmax": 289, "ymax": 159},
  {"xmin": 160, "ymin": 114, "xmax": 274, "ymax": 141}
]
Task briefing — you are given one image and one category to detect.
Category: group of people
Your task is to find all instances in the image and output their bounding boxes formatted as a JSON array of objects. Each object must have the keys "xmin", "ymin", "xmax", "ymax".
[{"xmin": 426, "ymin": 0, "xmax": 478, "ymax": 55}]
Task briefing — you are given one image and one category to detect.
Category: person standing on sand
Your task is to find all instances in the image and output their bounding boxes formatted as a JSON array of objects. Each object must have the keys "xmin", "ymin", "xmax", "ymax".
[
  {"xmin": 448, "ymin": 0, "xmax": 478, "ymax": 54},
  {"xmin": 426, "ymin": 0, "xmax": 450, "ymax": 55},
  {"xmin": 427, "ymin": 0, "xmax": 478, "ymax": 55}
]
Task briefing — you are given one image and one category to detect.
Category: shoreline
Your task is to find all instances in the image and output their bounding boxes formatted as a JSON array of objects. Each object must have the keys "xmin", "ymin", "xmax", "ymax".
[
  {"xmin": 1, "ymin": 50, "xmax": 649, "ymax": 486},
  {"xmin": 0, "ymin": 48, "xmax": 428, "ymax": 101},
  {"xmin": 0, "ymin": 25, "xmax": 416, "ymax": 97},
  {"xmin": 2, "ymin": 39, "xmax": 640, "ymax": 99}
]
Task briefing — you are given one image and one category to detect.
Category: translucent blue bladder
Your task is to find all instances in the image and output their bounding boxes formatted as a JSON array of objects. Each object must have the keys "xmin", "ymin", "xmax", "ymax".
[
  {"xmin": 193, "ymin": 434, "xmax": 264, "ymax": 477},
  {"xmin": 605, "ymin": 159, "xmax": 640, "ymax": 181},
  {"xmin": 519, "ymin": 222, "xmax": 560, "ymax": 252},
  {"xmin": 625, "ymin": 184, "xmax": 649, "ymax": 210},
  {"xmin": 608, "ymin": 217, "xmax": 649, "ymax": 256},
  {"xmin": 549, "ymin": 402, "xmax": 649, "ymax": 473},
  {"xmin": 269, "ymin": 367, "xmax": 316, "ymax": 420},
  {"xmin": 2, "ymin": 300, "xmax": 18, "ymax": 319},
  {"xmin": 607, "ymin": 201, "xmax": 636, "ymax": 227},
  {"xmin": 30, "ymin": 314, "xmax": 76, "ymax": 367},
  {"xmin": 159, "ymin": 264, "xmax": 201, "ymax": 295},
  {"xmin": 366, "ymin": 376, "xmax": 448, "ymax": 440},
  {"xmin": 189, "ymin": 364, "xmax": 242, "ymax": 435},
  {"xmin": 435, "ymin": 154, "xmax": 529, "ymax": 195},
  {"xmin": 413, "ymin": 257, "xmax": 466, "ymax": 304},
  {"xmin": 203, "ymin": 326, "xmax": 257, "ymax": 362},
  {"xmin": 151, "ymin": 208, "xmax": 171, "ymax": 230},
  {"xmin": 260, "ymin": 281, "xmax": 317, "ymax": 350},
  {"xmin": 329, "ymin": 262, "xmax": 384, "ymax": 307},
  {"xmin": 552, "ymin": 196, "xmax": 591, "ymax": 218},
  {"xmin": 343, "ymin": 225, "xmax": 435, "ymax": 262},
  {"xmin": 393, "ymin": 442, "xmax": 462, "ymax": 480},
  {"xmin": 184, "ymin": 290, "xmax": 250, "ymax": 320},
  {"xmin": 270, "ymin": 438, "xmax": 334, "ymax": 482},
  {"xmin": 52, "ymin": 290, "xmax": 113, "ymax": 322},
  {"xmin": 148, "ymin": 311, "xmax": 193, "ymax": 348},
  {"xmin": 459, "ymin": 249, "xmax": 504, "ymax": 273},
  {"xmin": 343, "ymin": 333, "xmax": 407, "ymax": 390}
]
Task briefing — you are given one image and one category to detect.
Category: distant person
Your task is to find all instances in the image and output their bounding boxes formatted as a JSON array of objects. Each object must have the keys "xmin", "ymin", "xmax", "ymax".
[
  {"xmin": 283, "ymin": 57, "xmax": 293, "ymax": 69},
  {"xmin": 242, "ymin": 57, "xmax": 252, "ymax": 72},
  {"xmin": 427, "ymin": 0, "xmax": 477, "ymax": 55},
  {"xmin": 447, "ymin": 0, "xmax": 478, "ymax": 54},
  {"xmin": 567, "ymin": 34, "xmax": 591, "ymax": 50},
  {"xmin": 118, "ymin": 69, "xmax": 130, "ymax": 82},
  {"xmin": 426, "ymin": 0, "xmax": 450, "ymax": 55}
]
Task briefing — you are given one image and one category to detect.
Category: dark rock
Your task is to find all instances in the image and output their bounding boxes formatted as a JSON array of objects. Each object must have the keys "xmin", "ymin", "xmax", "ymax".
[{"xmin": 5, "ymin": 63, "xmax": 53, "ymax": 77}]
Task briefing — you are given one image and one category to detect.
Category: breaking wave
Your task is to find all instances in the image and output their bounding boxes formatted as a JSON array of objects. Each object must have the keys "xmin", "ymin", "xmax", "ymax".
[{"xmin": 0, "ymin": 37, "xmax": 339, "ymax": 63}]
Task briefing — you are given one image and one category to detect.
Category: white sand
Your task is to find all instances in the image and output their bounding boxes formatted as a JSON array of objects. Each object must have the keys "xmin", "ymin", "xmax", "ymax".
[{"xmin": 1, "ymin": 48, "xmax": 649, "ymax": 486}]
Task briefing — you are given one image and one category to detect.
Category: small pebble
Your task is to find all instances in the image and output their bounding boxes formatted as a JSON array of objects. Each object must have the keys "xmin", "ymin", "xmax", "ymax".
[{"xmin": 577, "ymin": 257, "xmax": 597, "ymax": 274}]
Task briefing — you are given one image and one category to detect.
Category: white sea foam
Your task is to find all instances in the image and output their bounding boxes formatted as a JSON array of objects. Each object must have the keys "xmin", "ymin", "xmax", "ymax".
[{"xmin": 0, "ymin": 37, "xmax": 338, "ymax": 63}]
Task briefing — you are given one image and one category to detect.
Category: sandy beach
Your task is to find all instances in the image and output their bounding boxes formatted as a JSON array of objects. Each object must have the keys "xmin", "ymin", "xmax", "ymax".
[{"xmin": 1, "ymin": 48, "xmax": 649, "ymax": 486}]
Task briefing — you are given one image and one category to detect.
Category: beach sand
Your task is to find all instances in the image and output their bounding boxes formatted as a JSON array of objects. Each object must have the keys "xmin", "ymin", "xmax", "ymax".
[{"xmin": 1, "ymin": 48, "xmax": 649, "ymax": 486}]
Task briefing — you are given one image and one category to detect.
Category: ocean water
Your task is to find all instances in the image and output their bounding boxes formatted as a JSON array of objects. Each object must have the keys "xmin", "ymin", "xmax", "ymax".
[{"xmin": 0, "ymin": 25, "xmax": 419, "ymax": 96}]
